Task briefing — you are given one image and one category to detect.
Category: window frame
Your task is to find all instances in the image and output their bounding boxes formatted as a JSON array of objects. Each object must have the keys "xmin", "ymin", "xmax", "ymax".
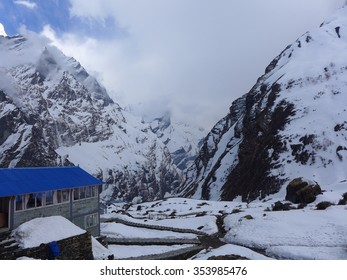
[
  {"xmin": 85, "ymin": 212, "xmax": 99, "ymax": 229},
  {"xmin": 73, "ymin": 186, "xmax": 98, "ymax": 201},
  {"xmin": 14, "ymin": 189, "xmax": 71, "ymax": 212}
]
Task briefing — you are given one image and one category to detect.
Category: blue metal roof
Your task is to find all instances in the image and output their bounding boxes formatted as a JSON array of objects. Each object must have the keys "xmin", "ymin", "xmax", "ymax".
[{"xmin": 0, "ymin": 166, "xmax": 104, "ymax": 197}]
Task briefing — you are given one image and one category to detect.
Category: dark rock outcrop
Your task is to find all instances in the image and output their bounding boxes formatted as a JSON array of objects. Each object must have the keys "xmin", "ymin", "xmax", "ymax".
[
  {"xmin": 220, "ymin": 85, "xmax": 295, "ymax": 202},
  {"xmin": 315, "ymin": 201, "xmax": 334, "ymax": 210},
  {"xmin": 285, "ymin": 177, "xmax": 322, "ymax": 204},
  {"xmin": 272, "ymin": 201, "xmax": 295, "ymax": 211}
]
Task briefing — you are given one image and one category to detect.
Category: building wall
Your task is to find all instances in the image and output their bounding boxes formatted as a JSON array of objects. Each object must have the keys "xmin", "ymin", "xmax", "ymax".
[
  {"xmin": 72, "ymin": 197, "xmax": 100, "ymax": 236},
  {"xmin": 13, "ymin": 202, "xmax": 71, "ymax": 229},
  {"xmin": 13, "ymin": 196, "xmax": 100, "ymax": 236}
]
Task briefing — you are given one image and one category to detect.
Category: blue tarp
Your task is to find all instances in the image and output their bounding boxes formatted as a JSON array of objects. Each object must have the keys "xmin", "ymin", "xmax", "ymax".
[
  {"xmin": 48, "ymin": 241, "xmax": 60, "ymax": 257},
  {"xmin": 0, "ymin": 166, "xmax": 104, "ymax": 197}
]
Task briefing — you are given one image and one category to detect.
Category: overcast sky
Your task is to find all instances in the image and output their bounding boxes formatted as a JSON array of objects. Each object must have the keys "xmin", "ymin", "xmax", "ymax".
[{"xmin": 1, "ymin": 0, "xmax": 346, "ymax": 130}]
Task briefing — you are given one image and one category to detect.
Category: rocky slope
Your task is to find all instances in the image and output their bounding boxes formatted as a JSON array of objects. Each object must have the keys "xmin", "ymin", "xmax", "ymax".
[
  {"xmin": 0, "ymin": 30, "xmax": 182, "ymax": 202},
  {"xmin": 180, "ymin": 6, "xmax": 347, "ymax": 201}
]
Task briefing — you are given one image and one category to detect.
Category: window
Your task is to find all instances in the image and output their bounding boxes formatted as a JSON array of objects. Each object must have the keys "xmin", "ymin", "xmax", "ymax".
[
  {"xmin": 15, "ymin": 189, "xmax": 70, "ymax": 211},
  {"xmin": 91, "ymin": 186, "xmax": 98, "ymax": 197},
  {"xmin": 61, "ymin": 190, "xmax": 69, "ymax": 202},
  {"xmin": 45, "ymin": 191, "xmax": 54, "ymax": 206},
  {"xmin": 85, "ymin": 213, "xmax": 98, "ymax": 228},
  {"xmin": 36, "ymin": 193, "xmax": 42, "ymax": 207},
  {"xmin": 73, "ymin": 186, "xmax": 98, "ymax": 200},
  {"xmin": 26, "ymin": 194, "xmax": 36, "ymax": 209},
  {"xmin": 57, "ymin": 190, "xmax": 62, "ymax": 204},
  {"xmin": 56, "ymin": 190, "xmax": 70, "ymax": 203},
  {"xmin": 25, "ymin": 193, "xmax": 43, "ymax": 209},
  {"xmin": 15, "ymin": 195, "xmax": 24, "ymax": 211},
  {"xmin": 73, "ymin": 188, "xmax": 79, "ymax": 200},
  {"xmin": 86, "ymin": 186, "xmax": 92, "ymax": 198},
  {"xmin": 80, "ymin": 187, "xmax": 86, "ymax": 199}
]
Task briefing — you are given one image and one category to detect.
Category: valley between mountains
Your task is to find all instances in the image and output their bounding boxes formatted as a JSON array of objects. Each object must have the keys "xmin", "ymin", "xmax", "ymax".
[{"xmin": 1, "ymin": 5, "xmax": 347, "ymax": 260}]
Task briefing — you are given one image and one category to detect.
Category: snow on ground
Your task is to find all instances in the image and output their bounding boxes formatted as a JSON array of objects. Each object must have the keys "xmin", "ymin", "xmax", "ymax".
[
  {"xmin": 223, "ymin": 207, "xmax": 347, "ymax": 256},
  {"xmin": 266, "ymin": 246, "xmax": 347, "ymax": 260},
  {"xmin": 9, "ymin": 181, "xmax": 347, "ymax": 260},
  {"xmin": 102, "ymin": 212, "xmax": 218, "ymax": 235},
  {"xmin": 191, "ymin": 244, "xmax": 273, "ymax": 260},
  {"xmin": 102, "ymin": 181, "xmax": 347, "ymax": 260},
  {"xmin": 101, "ymin": 222, "xmax": 197, "ymax": 239},
  {"xmin": 91, "ymin": 237, "xmax": 113, "ymax": 260},
  {"xmin": 108, "ymin": 244, "xmax": 194, "ymax": 259},
  {"xmin": 12, "ymin": 216, "xmax": 85, "ymax": 248}
]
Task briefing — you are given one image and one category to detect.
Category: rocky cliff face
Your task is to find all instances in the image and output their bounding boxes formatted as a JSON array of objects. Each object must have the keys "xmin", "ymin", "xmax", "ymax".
[
  {"xmin": 180, "ymin": 7, "xmax": 347, "ymax": 201},
  {"xmin": 0, "ymin": 32, "xmax": 182, "ymax": 202}
]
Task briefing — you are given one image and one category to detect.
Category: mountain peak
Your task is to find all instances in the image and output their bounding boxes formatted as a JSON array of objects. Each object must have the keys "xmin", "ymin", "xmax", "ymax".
[
  {"xmin": 0, "ymin": 30, "xmax": 183, "ymax": 203},
  {"xmin": 180, "ymin": 5, "xmax": 347, "ymax": 202},
  {"xmin": 0, "ymin": 23, "xmax": 7, "ymax": 37}
]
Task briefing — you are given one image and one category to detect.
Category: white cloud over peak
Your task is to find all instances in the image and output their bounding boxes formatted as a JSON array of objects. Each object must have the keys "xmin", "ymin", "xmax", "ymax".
[
  {"xmin": 14, "ymin": 0, "xmax": 37, "ymax": 9},
  {"xmin": 43, "ymin": 0, "xmax": 346, "ymax": 130},
  {"xmin": 0, "ymin": 23, "xmax": 7, "ymax": 36}
]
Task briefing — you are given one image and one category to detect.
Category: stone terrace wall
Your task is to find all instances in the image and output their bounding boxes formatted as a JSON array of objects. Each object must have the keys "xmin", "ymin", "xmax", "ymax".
[
  {"xmin": 0, "ymin": 232, "xmax": 93, "ymax": 260},
  {"xmin": 101, "ymin": 217, "xmax": 209, "ymax": 236}
]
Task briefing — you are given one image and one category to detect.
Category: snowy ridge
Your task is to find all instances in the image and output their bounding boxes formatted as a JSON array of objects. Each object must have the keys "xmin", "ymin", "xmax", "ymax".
[
  {"xmin": 181, "ymin": 6, "xmax": 347, "ymax": 201},
  {"xmin": 0, "ymin": 32, "xmax": 182, "ymax": 202}
]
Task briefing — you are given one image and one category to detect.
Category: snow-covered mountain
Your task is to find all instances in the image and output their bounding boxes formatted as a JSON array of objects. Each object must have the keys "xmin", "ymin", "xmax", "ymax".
[
  {"xmin": 148, "ymin": 111, "xmax": 205, "ymax": 170},
  {"xmin": 180, "ymin": 6, "xmax": 347, "ymax": 201},
  {"xmin": 0, "ymin": 31, "xmax": 182, "ymax": 202}
]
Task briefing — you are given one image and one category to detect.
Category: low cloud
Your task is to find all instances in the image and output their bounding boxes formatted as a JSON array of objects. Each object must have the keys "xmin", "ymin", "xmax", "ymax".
[{"xmin": 42, "ymin": 0, "xmax": 346, "ymax": 130}]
